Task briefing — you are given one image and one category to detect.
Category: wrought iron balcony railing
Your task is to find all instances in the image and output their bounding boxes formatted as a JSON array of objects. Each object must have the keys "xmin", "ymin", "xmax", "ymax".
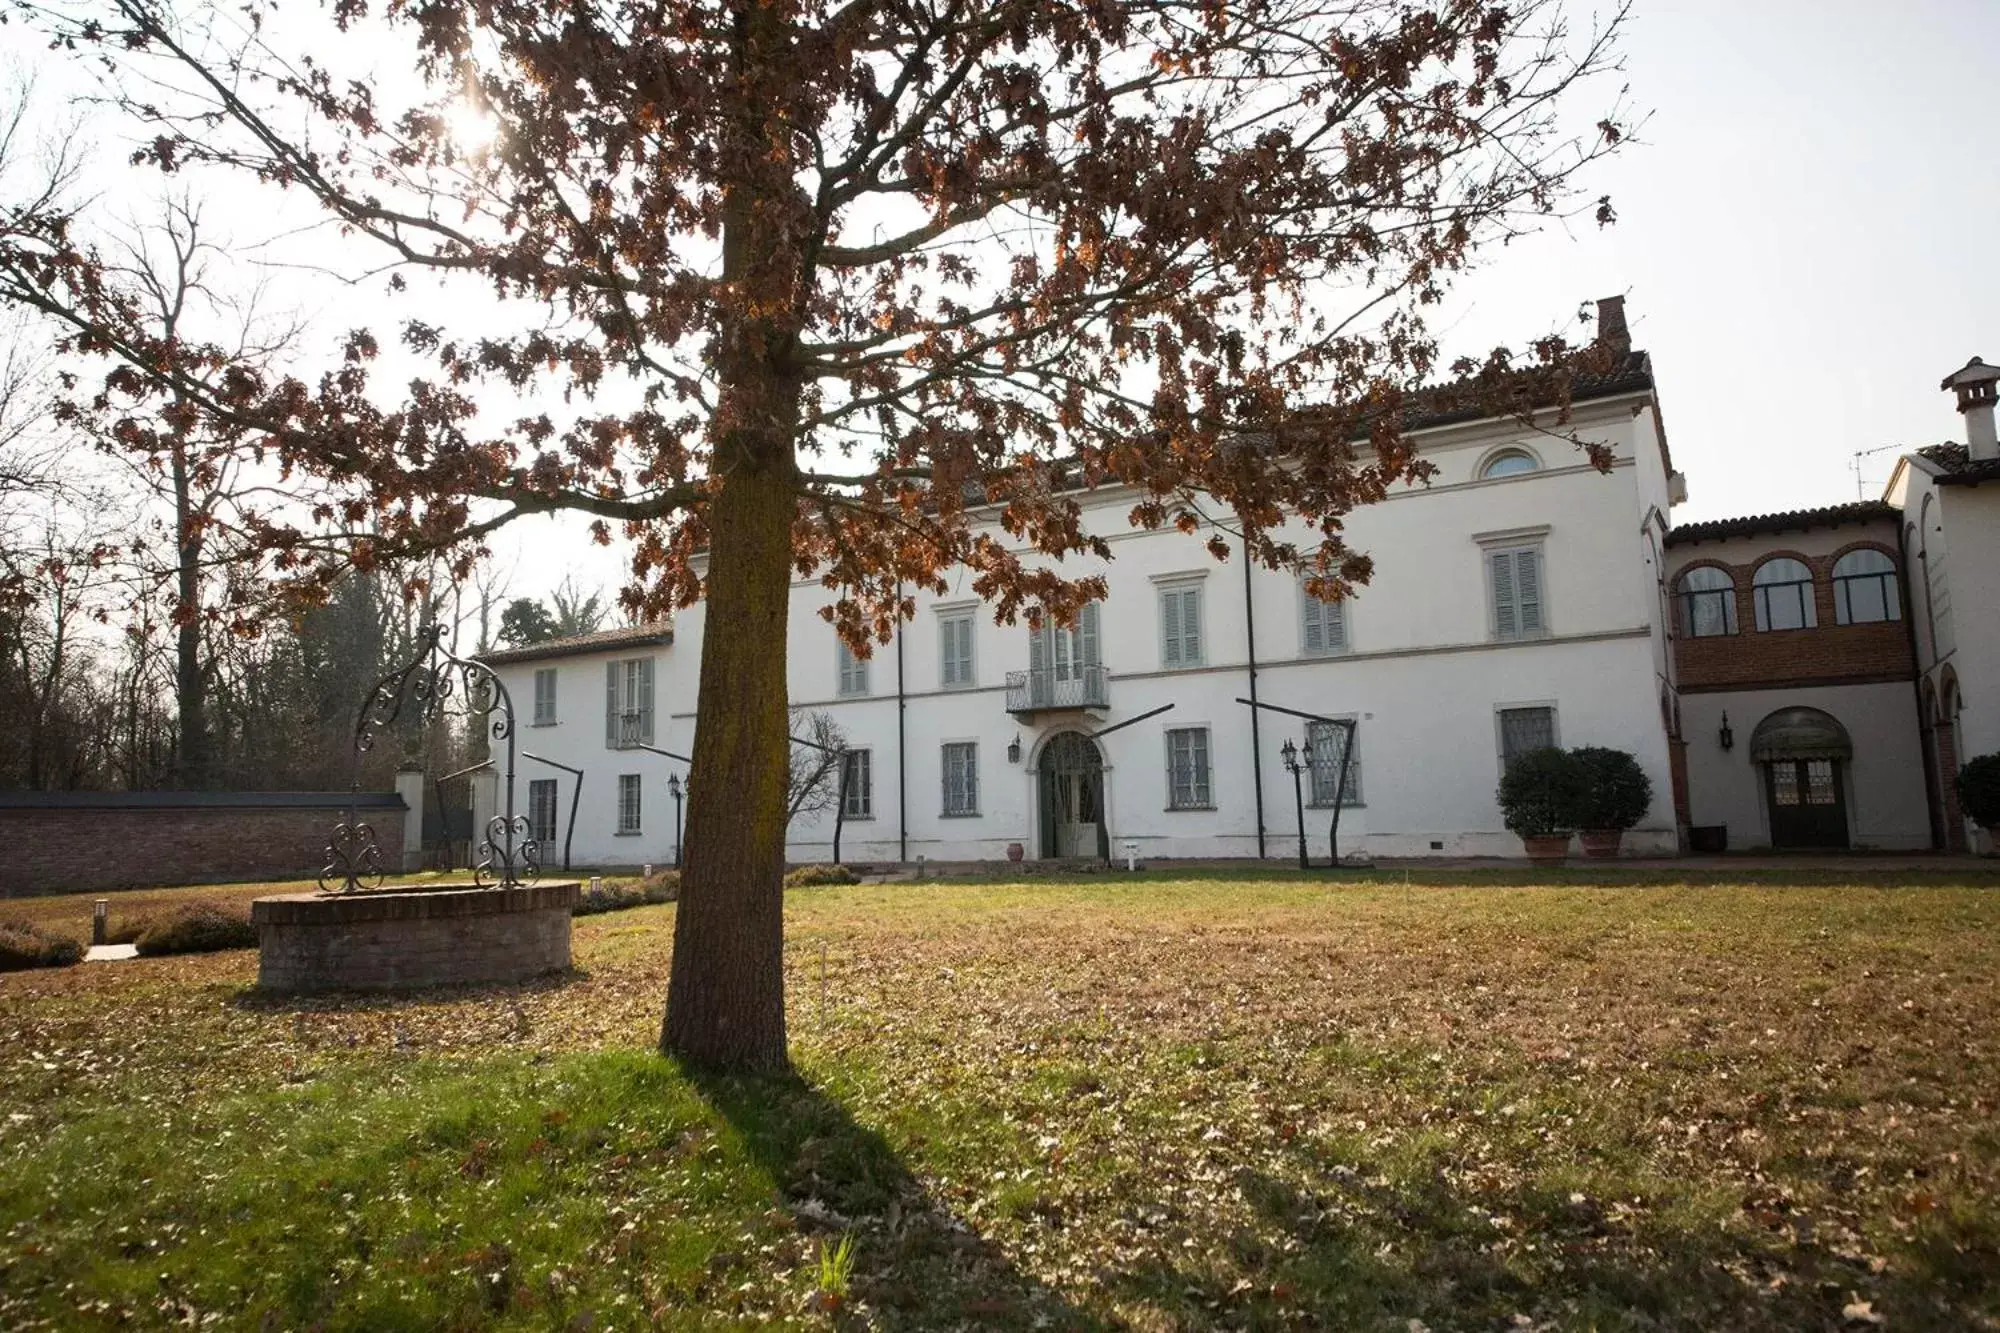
[
  {"xmin": 614, "ymin": 710, "xmax": 651, "ymax": 749},
  {"xmin": 1005, "ymin": 665, "xmax": 1109, "ymax": 715}
]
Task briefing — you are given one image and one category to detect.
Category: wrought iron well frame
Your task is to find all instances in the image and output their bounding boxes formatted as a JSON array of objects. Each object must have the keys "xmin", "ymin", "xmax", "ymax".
[{"xmin": 319, "ymin": 623, "xmax": 539, "ymax": 892}]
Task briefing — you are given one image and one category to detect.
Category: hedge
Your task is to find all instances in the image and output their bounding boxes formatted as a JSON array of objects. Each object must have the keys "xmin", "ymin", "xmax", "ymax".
[
  {"xmin": 133, "ymin": 903, "xmax": 258, "ymax": 957},
  {"xmin": 0, "ymin": 921, "xmax": 84, "ymax": 972}
]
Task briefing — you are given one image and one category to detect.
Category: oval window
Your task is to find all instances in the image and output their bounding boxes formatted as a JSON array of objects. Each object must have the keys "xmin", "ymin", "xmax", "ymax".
[{"xmin": 1480, "ymin": 450, "xmax": 1539, "ymax": 479}]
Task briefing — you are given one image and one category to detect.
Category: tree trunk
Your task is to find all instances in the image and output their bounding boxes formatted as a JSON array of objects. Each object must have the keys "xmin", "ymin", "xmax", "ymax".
[
  {"xmin": 660, "ymin": 437, "xmax": 797, "ymax": 1071},
  {"xmin": 171, "ymin": 438, "xmax": 209, "ymax": 786},
  {"xmin": 659, "ymin": 0, "xmax": 811, "ymax": 1072}
]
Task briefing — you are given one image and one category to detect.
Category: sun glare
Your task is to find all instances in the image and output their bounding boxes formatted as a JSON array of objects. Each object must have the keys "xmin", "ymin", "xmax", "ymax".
[{"xmin": 444, "ymin": 100, "xmax": 498, "ymax": 155}]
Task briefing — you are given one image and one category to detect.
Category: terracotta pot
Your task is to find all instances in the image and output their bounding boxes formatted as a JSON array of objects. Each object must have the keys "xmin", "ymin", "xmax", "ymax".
[
  {"xmin": 1006, "ymin": 842, "xmax": 1025, "ymax": 863},
  {"xmin": 1522, "ymin": 834, "xmax": 1570, "ymax": 865},
  {"xmin": 1578, "ymin": 829, "xmax": 1624, "ymax": 859}
]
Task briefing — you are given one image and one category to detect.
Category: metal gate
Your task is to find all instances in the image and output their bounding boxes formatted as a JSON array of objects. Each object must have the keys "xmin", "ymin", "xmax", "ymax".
[{"xmin": 1038, "ymin": 731, "xmax": 1108, "ymax": 860}]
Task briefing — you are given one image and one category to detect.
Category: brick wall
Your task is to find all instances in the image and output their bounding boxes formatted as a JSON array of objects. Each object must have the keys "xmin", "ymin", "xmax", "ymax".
[
  {"xmin": 0, "ymin": 794, "xmax": 406, "ymax": 897},
  {"xmin": 1672, "ymin": 544, "xmax": 1916, "ymax": 693},
  {"xmin": 253, "ymin": 882, "xmax": 578, "ymax": 993}
]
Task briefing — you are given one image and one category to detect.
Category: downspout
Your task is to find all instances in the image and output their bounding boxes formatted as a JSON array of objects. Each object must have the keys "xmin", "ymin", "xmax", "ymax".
[
  {"xmin": 1244, "ymin": 535, "xmax": 1267, "ymax": 858},
  {"xmin": 1898, "ymin": 521, "xmax": 1943, "ymax": 849},
  {"xmin": 896, "ymin": 590, "xmax": 908, "ymax": 863}
]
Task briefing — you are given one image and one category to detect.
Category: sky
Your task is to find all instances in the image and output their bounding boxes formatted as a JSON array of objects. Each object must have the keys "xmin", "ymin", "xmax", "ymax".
[
  {"xmin": 1435, "ymin": 0, "xmax": 2000, "ymax": 520},
  {"xmin": 8, "ymin": 0, "xmax": 1997, "ymax": 611}
]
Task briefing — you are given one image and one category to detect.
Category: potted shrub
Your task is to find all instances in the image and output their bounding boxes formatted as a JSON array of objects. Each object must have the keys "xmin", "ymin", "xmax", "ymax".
[
  {"xmin": 1958, "ymin": 754, "xmax": 2000, "ymax": 849},
  {"xmin": 1497, "ymin": 746, "xmax": 1585, "ymax": 864},
  {"xmin": 1570, "ymin": 746, "xmax": 1654, "ymax": 858}
]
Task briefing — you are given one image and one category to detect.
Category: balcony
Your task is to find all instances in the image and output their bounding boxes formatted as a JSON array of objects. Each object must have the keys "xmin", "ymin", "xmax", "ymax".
[{"xmin": 1005, "ymin": 665, "xmax": 1109, "ymax": 719}]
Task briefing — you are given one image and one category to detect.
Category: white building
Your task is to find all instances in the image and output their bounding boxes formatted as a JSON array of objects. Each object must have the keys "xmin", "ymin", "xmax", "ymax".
[
  {"xmin": 1886, "ymin": 358, "xmax": 2000, "ymax": 853},
  {"xmin": 484, "ymin": 297, "xmax": 1693, "ymax": 866}
]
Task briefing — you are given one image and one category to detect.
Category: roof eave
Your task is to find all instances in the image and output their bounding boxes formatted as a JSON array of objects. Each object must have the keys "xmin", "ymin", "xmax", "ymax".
[{"xmin": 477, "ymin": 632, "xmax": 674, "ymax": 667}]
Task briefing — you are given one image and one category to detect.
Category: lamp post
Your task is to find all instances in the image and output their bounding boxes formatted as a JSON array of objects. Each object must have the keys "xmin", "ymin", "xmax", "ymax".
[
  {"xmin": 1280, "ymin": 738, "xmax": 1313, "ymax": 870},
  {"xmin": 668, "ymin": 773, "xmax": 684, "ymax": 869}
]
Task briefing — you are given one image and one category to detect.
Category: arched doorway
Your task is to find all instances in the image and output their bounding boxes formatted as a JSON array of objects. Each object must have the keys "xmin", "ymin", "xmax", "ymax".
[
  {"xmin": 1750, "ymin": 707, "xmax": 1852, "ymax": 849},
  {"xmin": 1037, "ymin": 731, "xmax": 1108, "ymax": 859}
]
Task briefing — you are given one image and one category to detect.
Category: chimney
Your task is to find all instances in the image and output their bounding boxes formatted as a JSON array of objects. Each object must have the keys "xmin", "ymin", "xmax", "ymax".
[
  {"xmin": 1941, "ymin": 356, "xmax": 2000, "ymax": 461},
  {"xmin": 1595, "ymin": 295, "xmax": 1631, "ymax": 356}
]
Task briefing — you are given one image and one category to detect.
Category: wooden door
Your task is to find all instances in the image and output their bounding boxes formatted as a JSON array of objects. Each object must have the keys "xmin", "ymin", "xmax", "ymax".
[{"xmin": 1767, "ymin": 759, "xmax": 1849, "ymax": 849}]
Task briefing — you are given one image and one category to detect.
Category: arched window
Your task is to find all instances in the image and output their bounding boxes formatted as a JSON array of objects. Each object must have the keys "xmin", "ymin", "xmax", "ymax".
[
  {"xmin": 1676, "ymin": 566, "xmax": 1737, "ymax": 637},
  {"xmin": 1752, "ymin": 557, "xmax": 1817, "ymax": 631},
  {"xmin": 1479, "ymin": 449, "xmax": 1539, "ymax": 480},
  {"xmin": 1832, "ymin": 549, "xmax": 1901, "ymax": 625}
]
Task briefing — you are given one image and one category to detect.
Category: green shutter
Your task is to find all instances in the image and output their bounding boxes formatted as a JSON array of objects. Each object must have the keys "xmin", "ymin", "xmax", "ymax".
[
  {"xmin": 605, "ymin": 661, "xmax": 618, "ymax": 747},
  {"xmin": 1492, "ymin": 551, "xmax": 1518, "ymax": 638}
]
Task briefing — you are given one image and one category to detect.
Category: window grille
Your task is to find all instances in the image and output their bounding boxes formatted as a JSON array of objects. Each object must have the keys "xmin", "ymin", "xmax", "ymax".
[
  {"xmin": 941, "ymin": 742, "xmax": 979, "ymax": 815},
  {"xmin": 1306, "ymin": 719, "xmax": 1362, "ymax": 806},
  {"xmin": 842, "ymin": 750, "xmax": 873, "ymax": 818},
  {"xmin": 529, "ymin": 778, "xmax": 558, "ymax": 844},
  {"xmin": 1166, "ymin": 727, "xmax": 1212, "ymax": 809},
  {"xmin": 1498, "ymin": 706, "xmax": 1557, "ymax": 770},
  {"xmin": 617, "ymin": 774, "xmax": 642, "ymax": 834}
]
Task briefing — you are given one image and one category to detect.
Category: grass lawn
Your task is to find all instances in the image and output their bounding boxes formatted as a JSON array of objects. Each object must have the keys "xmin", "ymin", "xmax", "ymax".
[{"xmin": 3, "ymin": 868, "xmax": 1999, "ymax": 1330}]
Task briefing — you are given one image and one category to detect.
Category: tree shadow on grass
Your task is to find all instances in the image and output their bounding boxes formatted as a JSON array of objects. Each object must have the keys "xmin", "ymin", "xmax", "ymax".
[
  {"xmin": 686, "ymin": 1064, "xmax": 1102, "ymax": 1331},
  {"xmin": 1099, "ymin": 1166, "xmax": 1994, "ymax": 1332},
  {"xmin": 227, "ymin": 965, "xmax": 592, "ymax": 1014}
]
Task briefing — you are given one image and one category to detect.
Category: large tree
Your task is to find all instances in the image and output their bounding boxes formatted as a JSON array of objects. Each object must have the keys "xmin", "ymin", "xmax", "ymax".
[{"xmin": 1, "ymin": 0, "xmax": 1629, "ymax": 1069}]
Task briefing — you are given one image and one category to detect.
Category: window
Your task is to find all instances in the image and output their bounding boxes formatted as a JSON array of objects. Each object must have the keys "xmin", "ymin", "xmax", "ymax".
[
  {"xmin": 1166, "ymin": 726, "xmax": 1212, "ymax": 809},
  {"xmin": 1498, "ymin": 705, "xmax": 1558, "ymax": 771},
  {"xmin": 605, "ymin": 657, "xmax": 654, "ymax": 747},
  {"xmin": 529, "ymin": 778, "xmax": 559, "ymax": 844},
  {"xmin": 1159, "ymin": 583, "xmax": 1204, "ymax": 667},
  {"xmin": 1306, "ymin": 719, "xmax": 1362, "ymax": 806},
  {"xmin": 1487, "ymin": 546, "xmax": 1545, "ymax": 640},
  {"xmin": 938, "ymin": 612, "xmax": 975, "ymax": 688},
  {"xmin": 1480, "ymin": 449, "xmax": 1540, "ymax": 480},
  {"xmin": 842, "ymin": 749, "xmax": 873, "ymax": 819},
  {"xmin": 941, "ymin": 742, "xmax": 979, "ymax": 816},
  {"xmin": 617, "ymin": 774, "xmax": 642, "ymax": 834},
  {"xmin": 1300, "ymin": 581, "xmax": 1349, "ymax": 656},
  {"xmin": 837, "ymin": 639, "xmax": 870, "ymax": 696},
  {"xmin": 1832, "ymin": 549, "xmax": 1899, "ymax": 625},
  {"xmin": 1752, "ymin": 557, "xmax": 1817, "ymax": 631},
  {"xmin": 1032, "ymin": 603, "xmax": 1101, "ymax": 678},
  {"xmin": 533, "ymin": 668, "xmax": 558, "ymax": 725},
  {"xmin": 1677, "ymin": 566, "xmax": 1738, "ymax": 637}
]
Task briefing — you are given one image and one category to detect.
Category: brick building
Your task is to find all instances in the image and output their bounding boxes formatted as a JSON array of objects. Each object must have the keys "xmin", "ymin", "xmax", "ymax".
[
  {"xmin": 1659, "ymin": 354, "xmax": 2000, "ymax": 853},
  {"xmin": 1664, "ymin": 502, "xmax": 1929, "ymax": 850}
]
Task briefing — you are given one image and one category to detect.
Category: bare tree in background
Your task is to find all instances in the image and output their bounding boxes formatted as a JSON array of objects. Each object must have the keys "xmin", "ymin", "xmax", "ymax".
[
  {"xmin": 549, "ymin": 574, "xmax": 608, "ymax": 639},
  {"xmin": 786, "ymin": 708, "xmax": 848, "ymax": 828},
  {"xmin": 90, "ymin": 198, "xmax": 305, "ymax": 786}
]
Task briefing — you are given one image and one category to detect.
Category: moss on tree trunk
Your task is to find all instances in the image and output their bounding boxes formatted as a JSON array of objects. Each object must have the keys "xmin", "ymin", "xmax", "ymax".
[{"xmin": 660, "ymin": 387, "xmax": 800, "ymax": 1072}]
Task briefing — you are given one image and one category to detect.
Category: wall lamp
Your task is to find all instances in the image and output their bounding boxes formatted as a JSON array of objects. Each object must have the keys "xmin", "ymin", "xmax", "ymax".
[
  {"xmin": 1007, "ymin": 732, "xmax": 1022, "ymax": 764},
  {"xmin": 1718, "ymin": 711, "xmax": 1734, "ymax": 752}
]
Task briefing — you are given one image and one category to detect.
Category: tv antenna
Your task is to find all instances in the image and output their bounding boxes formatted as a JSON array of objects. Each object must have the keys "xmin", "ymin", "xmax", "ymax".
[{"xmin": 1850, "ymin": 443, "xmax": 1904, "ymax": 501}]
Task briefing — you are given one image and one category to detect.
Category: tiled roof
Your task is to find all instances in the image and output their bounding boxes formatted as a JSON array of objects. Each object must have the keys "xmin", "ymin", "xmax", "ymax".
[
  {"xmin": 1664, "ymin": 500, "xmax": 1897, "ymax": 548},
  {"xmin": 1401, "ymin": 348, "xmax": 1655, "ymax": 433},
  {"xmin": 1916, "ymin": 442, "xmax": 2000, "ymax": 486},
  {"xmin": 477, "ymin": 622, "xmax": 672, "ymax": 666}
]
